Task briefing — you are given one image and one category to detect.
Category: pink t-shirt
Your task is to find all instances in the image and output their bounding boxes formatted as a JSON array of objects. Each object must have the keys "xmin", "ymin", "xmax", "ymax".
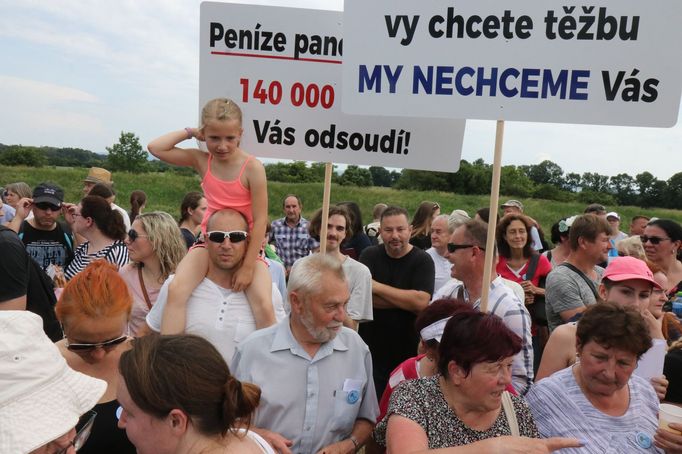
[
  {"xmin": 200, "ymin": 154, "xmax": 253, "ymax": 235},
  {"xmin": 119, "ymin": 264, "xmax": 161, "ymax": 337}
]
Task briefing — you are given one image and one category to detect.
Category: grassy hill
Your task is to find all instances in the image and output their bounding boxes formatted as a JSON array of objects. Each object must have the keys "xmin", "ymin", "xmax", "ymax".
[{"xmin": 2, "ymin": 165, "xmax": 681, "ymax": 235}]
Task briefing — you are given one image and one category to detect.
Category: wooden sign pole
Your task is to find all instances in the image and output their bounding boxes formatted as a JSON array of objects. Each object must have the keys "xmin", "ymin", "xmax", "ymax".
[{"xmin": 318, "ymin": 162, "xmax": 334, "ymax": 254}]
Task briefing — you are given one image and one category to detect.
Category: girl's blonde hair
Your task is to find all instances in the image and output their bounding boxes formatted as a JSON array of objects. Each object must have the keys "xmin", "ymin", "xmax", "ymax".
[{"xmin": 200, "ymin": 98, "xmax": 242, "ymax": 128}]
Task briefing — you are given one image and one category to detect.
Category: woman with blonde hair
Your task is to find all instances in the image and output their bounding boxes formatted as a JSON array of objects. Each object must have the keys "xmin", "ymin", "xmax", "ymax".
[
  {"xmin": 617, "ymin": 235, "xmax": 647, "ymax": 260},
  {"xmin": 3, "ymin": 181, "xmax": 32, "ymax": 209},
  {"xmin": 56, "ymin": 260, "xmax": 136, "ymax": 453},
  {"xmin": 409, "ymin": 201, "xmax": 440, "ymax": 250},
  {"xmin": 119, "ymin": 211, "xmax": 187, "ymax": 336}
]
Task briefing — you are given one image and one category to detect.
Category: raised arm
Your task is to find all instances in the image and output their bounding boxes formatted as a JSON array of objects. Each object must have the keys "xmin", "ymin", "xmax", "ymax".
[{"xmin": 147, "ymin": 128, "xmax": 206, "ymax": 172}]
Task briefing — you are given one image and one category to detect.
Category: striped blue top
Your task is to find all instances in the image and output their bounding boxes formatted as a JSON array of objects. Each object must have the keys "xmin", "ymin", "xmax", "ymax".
[{"xmin": 527, "ymin": 366, "xmax": 662, "ymax": 453}]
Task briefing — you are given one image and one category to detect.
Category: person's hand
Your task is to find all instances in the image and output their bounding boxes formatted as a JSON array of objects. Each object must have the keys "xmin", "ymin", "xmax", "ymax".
[
  {"xmin": 61, "ymin": 202, "xmax": 77, "ymax": 225},
  {"xmin": 315, "ymin": 439, "xmax": 355, "ymax": 454},
  {"xmin": 252, "ymin": 428, "xmax": 293, "ymax": 454},
  {"xmin": 14, "ymin": 197, "xmax": 33, "ymax": 221},
  {"xmin": 231, "ymin": 263, "xmax": 254, "ymax": 292},
  {"xmin": 642, "ymin": 308, "xmax": 665, "ymax": 339},
  {"xmin": 652, "ymin": 375, "xmax": 669, "ymax": 401},
  {"xmin": 655, "ymin": 422, "xmax": 682, "ymax": 453},
  {"xmin": 193, "ymin": 128, "xmax": 205, "ymax": 142},
  {"xmin": 480, "ymin": 436, "xmax": 583, "ymax": 453}
]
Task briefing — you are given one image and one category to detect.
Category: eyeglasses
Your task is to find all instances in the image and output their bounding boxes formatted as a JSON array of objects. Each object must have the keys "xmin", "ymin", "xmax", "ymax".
[
  {"xmin": 127, "ymin": 229, "xmax": 149, "ymax": 242},
  {"xmin": 640, "ymin": 235, "xmax": 670, "ymax": 245},
  {"xmin": 447, "ymin": 243, "xmax": 485, "ymax": 253},
  {"xmin": 206, "ymin": 230, "xmax": 248, "ymax": 243},
  {"xmin": 56, "ymin": 410, "xmax": 97, "ymax": 454},
  {"xmin": 65, "ymin": 334, "xmax": 128, "ymax": 352},
  {"xmin": 34, "ymin": 202, "xmax": 61, "ymax": 211}
]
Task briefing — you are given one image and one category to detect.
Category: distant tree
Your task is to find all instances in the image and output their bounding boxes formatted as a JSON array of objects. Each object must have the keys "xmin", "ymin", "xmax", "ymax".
[
  {"xmin": 527, "ymin": 160, "xmax": 564, "ymax": 187},
  {"xmin": 369, "ymin": 166, "xmax": 393, "ymax": 187},
  {"xmin": 581, "ymin": 172, "xmax": 610, "ymax": 193},
  {"xmin": 563, "ymin": 172, "xmax": 582, "ymax": 192},
  {"xmin": 577, "ymin": 190, "xmax": 616, "ymax": 206},
  {"xmin": 396, "ymin": 169, "xmax": 449, "ymax": 191},
  {"xmin": 389, "ymin": 170, "xmax": 401, "ymax": 186},
  {"xmin": 106, "ymin": 132, "xmax": 148, "ymax": 173},
  {"xmin": 532, "ymin": 184, "xmax": 573, "ymax": 202},
  {"xmin": 500, "ymin": 165, "xmax": 534, "ymax": 198},
  {"xmin": 635, "ymin": 172, "xmax": 663, "ymax": 208},
  {"xmin": 609, "ymin": 173, "xmax": 636, "ymax": 205},
  {"xmin": 664, "ymin": 172, "xmax": 682, "ymax": 209},
  {"xmin": 0, "ymin": 146, "xmax": 46, "ymax": 167},
  {"xmin": 338, "ymin": 165, "xmax": 372, "ymax": 187}
]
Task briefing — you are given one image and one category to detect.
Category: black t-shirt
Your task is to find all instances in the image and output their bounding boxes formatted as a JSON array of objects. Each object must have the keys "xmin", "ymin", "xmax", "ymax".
[
  {"xmin": 665, "ymin": 348, "xmax": 682, "ymax": 404},
  {"xmin": 0, "ymin": 226, "xmax": 62, "ymax": 341},
  {"xmin": 19, "ymin": 220, "xmax": 74, "ymax": 270},
  {"xmin": 180, "ymin": 227, "xmax": 196, "ymax": 249},
  {"xmin": 358, "ymin": 244, "xmax": 435, "ymax": 395},
  {"xmin": 78, "ymin": 400, "xmax": 136, "ymax": 454}
]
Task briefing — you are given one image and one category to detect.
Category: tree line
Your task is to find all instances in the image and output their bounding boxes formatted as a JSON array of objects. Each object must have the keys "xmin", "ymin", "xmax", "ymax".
[{"xmin": 2, "ymin": 132, "xmax": 681, "ymax": 209}]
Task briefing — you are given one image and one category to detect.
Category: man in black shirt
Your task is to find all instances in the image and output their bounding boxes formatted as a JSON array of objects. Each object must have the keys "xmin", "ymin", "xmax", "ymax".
[
  {"xmin": 358, "ymin": 206, "xmax": 435, "ymax": 395},
  {"xmin": 9, "ymin": 182, "xmax": 74, "ymax": 270},
  {"xmin": 0, "ymin": 225, "xmax": 62, "ymax": 341}
]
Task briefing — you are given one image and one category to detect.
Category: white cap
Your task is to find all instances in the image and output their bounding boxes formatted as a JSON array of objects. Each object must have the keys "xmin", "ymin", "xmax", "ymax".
[
  {"xmin": 0, "ymin": 311, "xmax": 106, "ymax": 453},
  {"xmin": 419, "ymin": 316, "xmax": 452, "ymax": 343},
  {"xmin": 606, "ymin": 211, "xmax": 620, "ymax": 220}
]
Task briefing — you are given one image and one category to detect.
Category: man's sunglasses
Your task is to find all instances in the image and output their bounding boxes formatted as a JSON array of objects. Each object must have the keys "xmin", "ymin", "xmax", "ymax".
[
  {"xmin": 447, "ymin": 243, "xmax": 485, "ymax": 253},
  {"xmin": 56, "ymin": 410, "xmax": 97, "ymax": 454},
  {"xmin": 206, "ymin": 230, "xmax": 248, "ymax": 243},
  {"xmin": 127, "ymin": 229, "xmax": 149, "ymax": 242},
  {"xmin": 640, "ymin": 235, "xmax": 670, "ymax": 245},
  {"xmin": 34, "ymin": 202, "xmax": 61, "ymax": 211},
  {"xmin": 66, "ymin": 334, "xmax": 128, "ymax": 352}
]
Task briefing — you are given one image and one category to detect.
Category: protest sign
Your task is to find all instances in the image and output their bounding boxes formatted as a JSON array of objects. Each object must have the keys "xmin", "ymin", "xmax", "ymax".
[
  {"xmin": 342, "ymin": 0, "xmax": 682, "ymax": 127},
  {"xmin": 199, "ymin": 2, "xmax": 466, "ymax": 172}
]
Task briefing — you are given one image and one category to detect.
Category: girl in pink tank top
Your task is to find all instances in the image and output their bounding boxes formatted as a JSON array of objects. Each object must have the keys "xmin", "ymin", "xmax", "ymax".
[{"xmin": 148, "ymin": 98, "xmax": 275, "ymax": 334}]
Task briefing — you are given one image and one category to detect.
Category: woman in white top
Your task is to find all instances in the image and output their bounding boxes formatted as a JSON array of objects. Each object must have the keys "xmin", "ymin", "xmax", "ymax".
[
  {"xmin": 119, "ymin": 212, "xmax": 186, "ymax": 336},
  {"xmin": 117, "ymin": 334, "xmax": 275, "ymax": 454}
]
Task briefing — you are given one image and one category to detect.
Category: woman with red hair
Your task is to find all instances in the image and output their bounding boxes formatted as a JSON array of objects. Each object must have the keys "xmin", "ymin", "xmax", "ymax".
[{"xmin": 56, "ymin": 260, "xmax": 136, "ymax": 453}]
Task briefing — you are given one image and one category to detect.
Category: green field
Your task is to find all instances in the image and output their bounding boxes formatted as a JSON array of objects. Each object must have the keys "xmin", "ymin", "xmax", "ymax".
[{"xmin": 2, "ymin": 165, "xmax": 681, "ymax": 236}]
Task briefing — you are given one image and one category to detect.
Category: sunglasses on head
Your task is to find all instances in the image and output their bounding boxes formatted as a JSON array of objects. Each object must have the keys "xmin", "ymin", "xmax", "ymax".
[
  {"xmin": 66, "ymin": 334, "xmax": 128, "ymax": 352},
  {"xmin": 447, "ymin": 243, "xmax": 485, "ymax": 253},
  {"xmin": 640, "ymin": 235, "xmax": 670, "ymax": 245},
  {"xmin": 206, "ymin": 230, "xmax": 248, "ymax": 243},
  {"xmin": 56, "ymin": 410, "xmax": 97, "ymax": 454},
  {"xmin": 127, "ymin": 229, "xmax": 149, "ymax": 242},
  {"xmin": 34, "ymin": 202, "xmax": 61, "ymax": 211}
]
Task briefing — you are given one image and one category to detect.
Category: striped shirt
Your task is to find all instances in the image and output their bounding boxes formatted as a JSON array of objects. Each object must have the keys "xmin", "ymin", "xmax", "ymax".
[
  {"xmin": 450, "ymin": 276, "xmax": 534, "ymax": 395},
  {"xmin": 527, "ymin": 366, "xmax": 662, "ymax": 453},
  {"xmin": 64, "ymin": 240, "xmax": 129, "ymax": 280}
]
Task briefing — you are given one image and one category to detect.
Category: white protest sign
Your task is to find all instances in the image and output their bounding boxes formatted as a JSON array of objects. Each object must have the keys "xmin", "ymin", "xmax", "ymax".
[
  {"xmin": 199, "ymin": 2, "xmax": 466, "ymax": 172},
  {"xmin": 341, "ymin": 1, "xmax": 682, "ymax": 127}
]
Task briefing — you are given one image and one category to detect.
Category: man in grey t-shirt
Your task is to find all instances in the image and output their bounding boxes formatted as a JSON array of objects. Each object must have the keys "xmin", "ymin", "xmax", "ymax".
[{"xmin": 545, "ymin": 214, "xmax": 611, "ymax": 331}]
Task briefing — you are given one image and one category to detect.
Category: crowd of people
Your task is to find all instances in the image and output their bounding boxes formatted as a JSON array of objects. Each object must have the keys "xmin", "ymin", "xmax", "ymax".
[{"xmin": 3, "ymin": 98, "xmax": 682, "ymax": 453}]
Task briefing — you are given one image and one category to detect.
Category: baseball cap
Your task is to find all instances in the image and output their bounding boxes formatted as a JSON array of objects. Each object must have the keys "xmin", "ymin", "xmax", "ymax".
[
  {"xmin": 606, "ymin": 212, "xmax": 620, "ymax": 220},
  {"xmin": 83, "ymin": 167, "xmax": 112, "ymax": 185},
  {"xmin": 32, "ymin": 183, "xmax": 64, "ymax": 207},
  {"xmin": 603, "ymin": 256, "xmax": 662, "ymax": 289},
  {"xmin": 501, "ymin": 200, "xmax": 523, "ymax": 210},
  {"xmin": 0, "ymin": 311, "xmax": 106, "ymax": 453}
]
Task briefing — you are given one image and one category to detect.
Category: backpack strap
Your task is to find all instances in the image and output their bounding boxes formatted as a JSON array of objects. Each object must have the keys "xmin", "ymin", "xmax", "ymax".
[
  {"xmin": 501, "ymin": 391, "xmax": 519, "ymax": 436},
  {"xmin": 524, "ymin": 254, "xmax": 540, "ymax": 281},
  {"xmin": 559, "ymin": 262, "xmax": 600, "ymax": 300}
]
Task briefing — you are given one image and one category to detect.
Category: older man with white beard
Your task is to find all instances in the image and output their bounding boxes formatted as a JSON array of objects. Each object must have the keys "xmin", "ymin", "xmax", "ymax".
[{"xmin": 231, "ymin": 253, "xmax": 379, "ymax": 454}]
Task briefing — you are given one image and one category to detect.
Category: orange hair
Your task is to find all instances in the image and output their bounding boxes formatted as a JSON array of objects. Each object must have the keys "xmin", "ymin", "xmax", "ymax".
[{"xmin": 56, "ymin": 260, "xmax": 132, "ymax": 326}]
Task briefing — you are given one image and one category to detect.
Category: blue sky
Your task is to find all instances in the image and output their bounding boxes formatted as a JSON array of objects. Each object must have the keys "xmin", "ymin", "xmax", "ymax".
[{"xmin": 1, "ymin": 0, "xmax": 681, "ymax": 181}]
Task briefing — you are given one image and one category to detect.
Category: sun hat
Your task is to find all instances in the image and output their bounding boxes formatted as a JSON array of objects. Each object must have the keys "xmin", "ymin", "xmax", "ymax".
[
  {"xmin": 603, "ymin": 256, "xmax": 662, "ymax": 290},
  {"xmin": 32, "ymin": 182, "xmax": 64, "ymax": 207},
  {"xmin": 0, "ymin": 311, "xmax": 106, "ymax": 453},
  {"xmin": 83, "ymin": 167, "xmax": 112, "ymax": 185},
  {"xmin": 501, "ymin": 200, "xmax": 523, "ymax": 210},
  {"xmin": 420, "ymin": 316, "xmax": 452, "ymax": 343}
]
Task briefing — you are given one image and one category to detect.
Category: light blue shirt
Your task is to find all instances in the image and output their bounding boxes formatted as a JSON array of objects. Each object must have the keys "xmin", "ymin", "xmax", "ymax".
[{"xmin": 231, "ymin": 316, "xmax": 379, "ymax": 453}]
